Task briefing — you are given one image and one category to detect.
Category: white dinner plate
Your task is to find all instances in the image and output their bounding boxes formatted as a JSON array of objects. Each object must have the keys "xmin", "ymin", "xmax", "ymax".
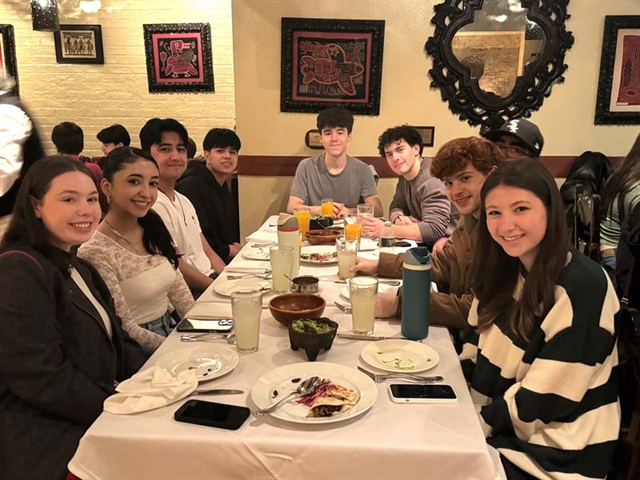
[
  {"xmin": 251, "ymin": 362, "xmax": 377, "ymax": 425},
  {"xmin": 214, "ymin": 277, "xmax": 271, "ymax": 297},
  {"xmin": 340, "ymin": 282, "xmax": 398, "ymax": 301},
  {"xmin": 243, "ymin": 247, "xmax": 270, "ymax": 261},
  {"xmin": 360, "ymin": 340, "xmax": 439, "ymax": 373},
  {"xmin": 155, "ymin": 344, "xmax": 239, "ymax": 383},
  {"xmin": 300, "ymin": 245, "xmax": 338, "ymax": 264}
]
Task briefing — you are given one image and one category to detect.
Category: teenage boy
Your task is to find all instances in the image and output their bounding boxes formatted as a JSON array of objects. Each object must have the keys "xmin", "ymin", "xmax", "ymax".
[
  {"xmin": 352, "ymin": 137, "xmax": 507, "ymax": 328},
  {"xmin": 481, "ymin": 118, "xmax": 544, "ymax": 160},
  {"xmin": 177, "ymin": 128, "xmax": 241, "ymax": 263},
  {"xmin": 142, "ymin": 118, "xmax": 225, "ymax": 296},
  {"xmin": 359, "ymin": 125, "xmax": 457, "ymax": 245},
  {"xmin": 97, "ymin": 124, "xmax": 131, "ymax": 156},
  {"xmin": 287, "ymin": 107, "xmax": 383, "ymax": 218}
]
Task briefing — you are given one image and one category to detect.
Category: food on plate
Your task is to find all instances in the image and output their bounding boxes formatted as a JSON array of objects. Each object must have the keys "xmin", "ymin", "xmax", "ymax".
[
  {"xmin": 375, "ymin": 350, "xmax": 431, "ymax": 370},
  {"xmin": 297, "ymin": 378, "xmax": 359, "ymax": 417},
  {"xmin": 301, "ymin": 251, "xmax": 337, "ymax": 262},
  {"xmin": 291, "ymin": 318, "xmax": 336, "ymax": 334}
]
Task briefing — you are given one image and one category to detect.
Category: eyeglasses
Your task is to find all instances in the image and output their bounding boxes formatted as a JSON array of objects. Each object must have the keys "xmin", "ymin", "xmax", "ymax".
[{"xmin": 495, "ymin": 142, "xmax": 530, "ymax": 157}]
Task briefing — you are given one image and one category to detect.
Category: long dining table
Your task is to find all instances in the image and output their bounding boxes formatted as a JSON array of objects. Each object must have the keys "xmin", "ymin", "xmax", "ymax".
[{"xmin": 68, "ymin": 216, "xmax": 496, "ymax": 480}]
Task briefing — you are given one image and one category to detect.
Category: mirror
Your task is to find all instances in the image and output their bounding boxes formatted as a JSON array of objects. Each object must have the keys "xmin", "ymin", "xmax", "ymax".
[{"xmin": 425, "ymin": 0, "xmax": 574, "ymax": 129}]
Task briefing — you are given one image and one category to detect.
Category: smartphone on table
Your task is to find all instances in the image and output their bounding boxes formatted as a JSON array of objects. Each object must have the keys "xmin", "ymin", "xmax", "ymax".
[
  {"xmin": 176, "ymin": 318, "xmax": 234, "ymax": 333},
  {"xmin": 388, "ymin": 384, "xmax": 458, "ymax": 404},
  {"xmin": 174, "ymin": 400, "xmax": 250, "ymax": 430}
]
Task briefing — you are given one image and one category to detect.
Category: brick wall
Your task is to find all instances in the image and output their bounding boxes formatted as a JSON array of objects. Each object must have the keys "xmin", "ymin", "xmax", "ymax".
[{"xmin": 1, "ymin": 0, "xmax": 235, "ymax": 157}]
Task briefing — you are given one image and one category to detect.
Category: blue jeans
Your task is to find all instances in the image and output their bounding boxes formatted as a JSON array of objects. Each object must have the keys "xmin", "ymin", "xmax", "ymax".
[
  {"xmin": 141, "ymin": 311, "xmax": 172, "ymax": 336},
  {"xmin": 601, "ymin": 249, "xmax": 618, "ymax": 291}
]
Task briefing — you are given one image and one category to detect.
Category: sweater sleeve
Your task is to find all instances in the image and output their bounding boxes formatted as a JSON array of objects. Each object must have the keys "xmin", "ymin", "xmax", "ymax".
[
  {"xmin": 169, "ymin": 268, "xmax": 195, "ymax": 318},
  {"xmin": 480, "ymin": 283, "xmax": 619, "ymax": 441},
  {"xmin": 0, "ymin": 252, "xmax": 112, "ymax": 425},
  {"xmin": 415, "ymin": 178, "xmax": 452, "ymax": 245},
  {"xmin": 78, "ymin": 243, "xmax": 164, "ymax": 353},
  {"xmin": 388, "ymin": 181, "xmax": 407, "ymax": 219}
]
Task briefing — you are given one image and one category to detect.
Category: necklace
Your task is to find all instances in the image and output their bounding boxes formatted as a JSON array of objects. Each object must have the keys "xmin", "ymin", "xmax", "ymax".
[
  {"xmin": 159, "ymin": 188, "xmax": 187, "ymax": 226},
  {"xmin": 103, "ymin": 219, "xmax": 152, "ymax": 263}
]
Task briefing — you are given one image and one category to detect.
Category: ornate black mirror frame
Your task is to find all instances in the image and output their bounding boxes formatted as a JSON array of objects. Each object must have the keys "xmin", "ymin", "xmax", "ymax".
[{"xmin": 425, "ymin": 0, "xmax": 575, "ymax": 129}]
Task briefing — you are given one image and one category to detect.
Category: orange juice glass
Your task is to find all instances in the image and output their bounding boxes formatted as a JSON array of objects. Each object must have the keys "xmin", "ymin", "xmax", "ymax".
[
  {"xmin": 321, "ymin": 198, "xmax": 334, "ymax": 217},
  {"xmin": 293, "ymin": 207, "xmax": 311, "ymax": 235},
  {"xmin": 344, "ymin": 223, "xmax": 362, "ymax": 249}
]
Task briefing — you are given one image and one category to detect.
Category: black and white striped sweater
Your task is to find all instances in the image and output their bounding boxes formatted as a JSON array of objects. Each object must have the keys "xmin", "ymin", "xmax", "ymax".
[{"xmin": 461, "ymin": 252, "xmax": 620, "ymax": 480}]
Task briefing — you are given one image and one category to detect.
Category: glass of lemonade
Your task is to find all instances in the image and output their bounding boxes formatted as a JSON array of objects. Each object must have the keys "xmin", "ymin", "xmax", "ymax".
[
  {"xmin": 321, "ymin": 198, "xmax": 334, "ymax": 217},
  {"xmin": 336, "ymin": 235, "xmax": 357, "ymax": 280},
  {"xmin": 231, "ymin": 289, "xmax": 263, "ymax": 353},
  {"xmin": 293, "ymin": 207, "xmax": 311, "ymax": 235},
  {"xmin": 270, "ymin": 245, "xmax": 293, "ymax": 293},
  {"xmin": 348, "ymin": 277, "xmax": 378, "ymax": 334}
]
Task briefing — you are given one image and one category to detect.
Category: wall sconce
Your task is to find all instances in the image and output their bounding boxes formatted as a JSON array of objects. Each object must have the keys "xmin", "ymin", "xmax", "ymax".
[{"xmin": 31, "ymin": 0, "xmax": 60, "ymax": 31}]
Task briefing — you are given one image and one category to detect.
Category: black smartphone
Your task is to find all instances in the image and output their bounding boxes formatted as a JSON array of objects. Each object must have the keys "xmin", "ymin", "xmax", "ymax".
[
  {"xmin": 176, "ymin": 318, "xmax": 234, "ymax": 333},
  {"xmin": 174, "ymin": 400, "xmax": 250, "ymax": 430},
  {"xmin": 389, "ymin": 384, "xmax": 458, "ymax": 404}
]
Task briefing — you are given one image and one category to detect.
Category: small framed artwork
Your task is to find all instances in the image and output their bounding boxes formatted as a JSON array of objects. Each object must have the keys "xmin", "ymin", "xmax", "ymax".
[
  {"xmin": 0, "ymin": 24, "xmax": 19, "ymax": 95},
  {"xmin": 281, "ymin": 17, "xmax": 385, "ymax": 116},
  {"xmin": 143, "ymin": 23, "xmax": 214, "ymax": 93},
  {"xmin": 54, "ymin": 24, "xmax": 104, "ymax": 64},
  {"xmin": 412, "ymin": 126, "xmax": 435, "ymax": 148},
  {"xmin": 305, "ymin": 129, "xmax": 323, "ymax": 149},
  {"xmin": 595, "ymin": 15, "xmax": 640, "ymax": 125}
]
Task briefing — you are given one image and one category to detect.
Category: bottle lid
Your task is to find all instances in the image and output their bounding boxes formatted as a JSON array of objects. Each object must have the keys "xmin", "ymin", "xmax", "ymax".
[
  {"xmin": 383, "ymin": 221, "xmax": 392, "ymax": 227},
  {"xmin": 403, "ymin": 247, "xmax": 432, "ymax": 270}
]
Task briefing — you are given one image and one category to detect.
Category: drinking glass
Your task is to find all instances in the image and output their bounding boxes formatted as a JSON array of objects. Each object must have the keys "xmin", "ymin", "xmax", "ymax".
[
  {"xmin": 344, "ymin": 223, "xmax": 362, "ymax": 250},
  {"xmin": 231, "ymin": 289, "xmax": 262, "ymax": 353},
  {"xmin": 357, "ymin": 204, "xmax": 375, "ymax": 239},
  {"xmin": 336, "ymin": 235, "xmax": 357, "ymax": 280},
  {"xmin": 321, "ymin": 198, "xmax": 334, "ymax": 217},
  {"xmin": 348, "ymin": 277, "xmax": 378, "ymax": 334},
  {"xmin": 270, "ymin": 245, "xmax": 293, "ymax": 293},
  {"xmin": 293, "ymin": 207, "xmax": 311, "ymax": 235}
]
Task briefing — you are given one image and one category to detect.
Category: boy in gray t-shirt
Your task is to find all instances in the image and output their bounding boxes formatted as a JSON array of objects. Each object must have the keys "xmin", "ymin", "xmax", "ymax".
[{"xmin": 287, "ymin": 108, "xmax": 382, "ymax": 218}]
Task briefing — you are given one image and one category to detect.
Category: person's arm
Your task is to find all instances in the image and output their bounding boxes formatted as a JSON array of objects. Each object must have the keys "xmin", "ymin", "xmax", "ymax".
[
  {"xmin": 168, "ymin": 267, "xmax": 195, "ymax": 319},
  {"xmin": 201, "ymin": 233, "xmax": 225, "ymax": 273},
  {"xmin": 412, "ymin": 179, "xmax": 453, "ymax": 245},
  {"xmin": 287, "ymin": 195, "xmax": 322, "ymax": 216},
  {"xmin": 78, "ymin": 245, "xmax": 165, "ymax": 353},
  {"xmin": 0, "ymin": 104, "xmax": 32, "ymax": 196},
  {"xmin": 178, "ymin": 257, "xmax": 213, "ymax": 291},
  {"xmin": 0, "ymin": 252, "xmax": 112, "ymax": 425},
  {"xmin": 364, "ymin": 194, "xmax": 383, "ymax": 218}
]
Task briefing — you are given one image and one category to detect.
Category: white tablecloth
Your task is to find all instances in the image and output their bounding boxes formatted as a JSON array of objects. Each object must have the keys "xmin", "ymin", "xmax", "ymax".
[{"xmin": 68, "ymin": 216, "xmax": 495, "ymax": 480}]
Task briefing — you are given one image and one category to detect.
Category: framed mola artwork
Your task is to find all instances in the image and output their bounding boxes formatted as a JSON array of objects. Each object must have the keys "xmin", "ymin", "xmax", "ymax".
[
  {"xmin": 143, "ymin": 23, "xmax": 214, "ymax": 93},
  {"xmin": 280, "ymin": 18, "xmax": 385, "ymax": 115}
]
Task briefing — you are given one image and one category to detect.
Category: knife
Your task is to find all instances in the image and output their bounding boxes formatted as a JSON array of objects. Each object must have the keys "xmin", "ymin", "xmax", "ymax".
[
  {"xmin": 337, "ymin": 333, "xmax": 405, "ymax": 341},
  {"xmin": 190, "ymin": 389, "xmax": 244, "ymax": 396}
]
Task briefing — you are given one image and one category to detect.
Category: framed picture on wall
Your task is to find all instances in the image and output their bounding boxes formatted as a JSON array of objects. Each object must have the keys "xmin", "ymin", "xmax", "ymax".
[
  {"xmin": 595, "ymin": 15, "xmax": 640, "ymax": 125},
  {"xmin": 411, "ymin": 126, "xmax": 435, "ymax": 148},
  {"xmin": 54, "ymin": 25, "xmax": 104, "ymax": 64},
  {"xmin": 280, "ymin": 17, "xmax": 385, "ymax": 116},
  {"xmin": 0, "ymin": 24, "xmax": 19, "ymax": 95},
  {"xmin": 143, "ymin": 23, "xmax": 215, "ymax": 93}
]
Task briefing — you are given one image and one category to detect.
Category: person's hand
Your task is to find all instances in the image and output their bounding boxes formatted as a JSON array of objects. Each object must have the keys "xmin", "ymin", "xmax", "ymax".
[
  {"xmin": 375, "ymin": 292, "xmax": 399, "ymax": 319},
  {"xmin": 359, "ymin": 216, "xmax": 384, "ymax": 238},
  {"xmin": 393, "ymin": 215, "xmax": 413, "ymax": 226},
  {"xmin": 334, "ymin": 202, "xmax": 349, "ymax": 219},
  {"xmin": 228, "ymin": 243, "xmax": 242, "ymax": 258},
  {"xmin": 409, "ymin": 216, "xmax": 420, "ymax": 224},
  {"xmin": 431, "ymin": 237, "xmax": 449, "ymax": 258},
  {"xmin": 350, "ymin": 257, "xmax": 379, "ymax": 276}
]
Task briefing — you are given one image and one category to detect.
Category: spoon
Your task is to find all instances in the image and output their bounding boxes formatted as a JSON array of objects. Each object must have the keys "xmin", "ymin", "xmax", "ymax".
[
  {"xmin": 255, "ymin": 376, "xmax": 321, "ymax": 416},
  {"xmin": 180, "ymin": 333, "xmax": 236, "ymax": 345}
]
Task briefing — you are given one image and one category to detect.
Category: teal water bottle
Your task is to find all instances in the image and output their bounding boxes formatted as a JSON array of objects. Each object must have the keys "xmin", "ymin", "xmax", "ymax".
[{"xmin": 401, "ymin": 247, "xmax": 431, "ymax": 340}]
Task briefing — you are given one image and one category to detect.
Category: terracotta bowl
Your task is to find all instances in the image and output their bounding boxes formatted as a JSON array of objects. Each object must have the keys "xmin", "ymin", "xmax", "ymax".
[
  {"xmin": 304, "ymin": 228, "xmax": 343, "ymax": 246},
  {"xmin": 268, "ymin": 293, "xmax": 326, "ymax": 327},
  {"xmin": 288, "ymin": 317, "xmax": 339, "ymax": 361}
]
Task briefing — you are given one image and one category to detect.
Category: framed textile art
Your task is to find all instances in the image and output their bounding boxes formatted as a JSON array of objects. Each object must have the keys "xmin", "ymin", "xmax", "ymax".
[
  {"xmin": 281, "ymin": 17, "xmax": 385, "ymax": 115},
  {"xmin": 143, "ymin": 23, "xmax": 214, "ymax": 93}
]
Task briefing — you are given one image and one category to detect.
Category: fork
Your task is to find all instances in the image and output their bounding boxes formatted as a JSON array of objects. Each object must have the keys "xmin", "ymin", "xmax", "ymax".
[
  {"xmin": 357, "ymin": 366, "xmax": 443, "ymax": 384},
  {"xmin": 226, "ymin": 273, "xmax": 272, "ymax": 280},
  {"xmin": 180, "ymin": 333, "xmax": 236, "ymax": 345}
]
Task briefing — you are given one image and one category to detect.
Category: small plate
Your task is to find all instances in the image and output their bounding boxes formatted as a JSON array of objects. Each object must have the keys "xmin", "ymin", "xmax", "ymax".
[
  {"xmin": 251, "ymin": 362, "xmax": 377, "ymax": 424},
  {"xmin": 214, "ymin": 277, "xmax": 271, "ymax": 297},
  {"xmin": 300, "ymin": 245, "xmax": 338, "ymax": 264},
  {"xmin": 155, "ymin": 344, "xmax": 239, "ymax": 383},
  {"xmin": 243, "ymin": 247, "xmax": 270, "ymax": 261},
  {"xmin": 340, "ymin": 282, "xmax": 397, "ymax": 301},
  {"xmin": 360, "ymin": 339, "xmax": 439, "ymax": 373}
]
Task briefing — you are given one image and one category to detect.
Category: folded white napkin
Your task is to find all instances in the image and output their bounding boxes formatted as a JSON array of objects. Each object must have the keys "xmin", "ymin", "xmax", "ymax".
[
  {"xmin": 104, "ymin": 365, "xmax": 198, "ymax": 414},
  {"xmin": 245, "ymin": 230, "xmax": 278, "ymax": 243},
  {"xmin": 184, "ymin": 302, "xmax": 233, "ymax": 319}
]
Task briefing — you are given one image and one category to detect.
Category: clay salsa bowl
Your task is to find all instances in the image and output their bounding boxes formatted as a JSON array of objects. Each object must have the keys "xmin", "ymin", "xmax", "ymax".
[
  {"xmin": 268, "ymin": 293, "xmax": 326, "ymax": 327},
  {"xmin": 288, "ymin": 317, "xmax": 339, "ymax": 361},
  {"xmin": 304, "ymin": 228, "xmax": 343, "ymax": 246}
]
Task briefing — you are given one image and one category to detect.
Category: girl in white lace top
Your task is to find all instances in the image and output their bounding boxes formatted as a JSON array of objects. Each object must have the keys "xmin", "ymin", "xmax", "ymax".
[{"xmin": 79, "ymin": 147, "xmax": 194, "ymax": 353}]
